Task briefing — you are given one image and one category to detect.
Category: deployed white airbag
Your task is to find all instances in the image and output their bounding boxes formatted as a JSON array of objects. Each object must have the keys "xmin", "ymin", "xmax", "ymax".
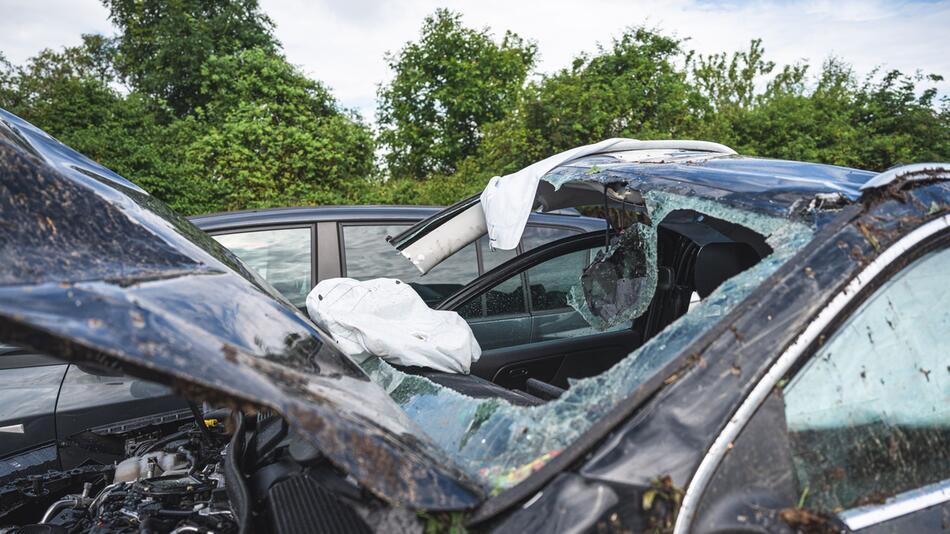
[
  {"xmin": 306, "ymin": 278, "xmax": 481, "ymax": 374},
  {"xmin": 481, "ymin": 138, "xmax": 642, "ymax": 250},
  {"xmin": 480, "ymin": 138, "xmax": 738, "ymax": 250}
]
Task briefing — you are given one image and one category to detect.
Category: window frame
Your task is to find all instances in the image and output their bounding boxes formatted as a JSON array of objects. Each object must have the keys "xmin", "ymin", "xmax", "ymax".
[
  {"xmin": 676, "ymin": 215, "xmax": 950, "ymax": 533},
  {"xmin": 442, "ymin": 230, "xmax": 612, "ymax": 324}
]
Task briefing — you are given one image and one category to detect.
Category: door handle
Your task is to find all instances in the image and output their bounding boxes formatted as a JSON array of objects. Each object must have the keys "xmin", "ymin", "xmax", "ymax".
[{"xmin": 0, "ymin": 424, "xmax": 24, "ymax": 434}]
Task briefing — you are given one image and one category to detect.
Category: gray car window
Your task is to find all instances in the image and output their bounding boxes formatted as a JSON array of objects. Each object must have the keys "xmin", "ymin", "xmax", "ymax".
[
  {"xmin": 459, "ymin": 242, "xmax": 630, "ymax": 346},
  {"xmin": 479, "ymin": 235, "xmax": 519, "ymax": 272},
  {"xmin": 214, "ymin": 227, "xmax": 312, "ymax": 307},
  {"xmin": 783, "ymin": 246, "xmax": 950, "ymax": 512},
  {"xmin": 521, "ymin": 225, "xmax": 577, "ymax": 252},
  {"xmin": 459, "ymin": 277, "xmax": 529, "ymax": 321},
  {"xmin": 527, "ymin": 249, "xmax": 590, "ymax": 311},
  {"xmin": 343, "ymin": 224, "xmax": 478, "ymax": 306}
]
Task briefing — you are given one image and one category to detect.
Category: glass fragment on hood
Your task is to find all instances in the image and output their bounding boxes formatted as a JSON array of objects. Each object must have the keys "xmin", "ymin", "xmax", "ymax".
[{"xmin": 360, "ymin": 190, "xmax": 813, "ymax": 493}]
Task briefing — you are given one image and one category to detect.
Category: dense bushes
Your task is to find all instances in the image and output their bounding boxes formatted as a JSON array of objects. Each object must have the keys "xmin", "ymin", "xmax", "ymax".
[{"xmin": 1, "ymin": 3, "xmax": 948, "ymax": 215}]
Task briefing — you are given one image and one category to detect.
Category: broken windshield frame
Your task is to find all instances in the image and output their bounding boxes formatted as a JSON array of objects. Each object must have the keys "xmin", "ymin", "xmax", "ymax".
[{"xmin": 368, "ymin": 181, "xmax": 816, "ymax": 498}]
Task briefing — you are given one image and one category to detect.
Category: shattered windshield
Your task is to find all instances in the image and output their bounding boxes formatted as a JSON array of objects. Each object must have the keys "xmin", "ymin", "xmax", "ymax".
[{"xmin": 362, "ymin": 187, "xmax": 814, "ymax": 492}]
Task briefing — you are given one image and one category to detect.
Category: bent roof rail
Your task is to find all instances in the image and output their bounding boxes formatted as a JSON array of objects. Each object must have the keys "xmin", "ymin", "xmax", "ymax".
[
  {"xmin": 390, "ymin": 139, "xmax": 737, "ymax": 274},
  {"xmin": 859, "ymin": 163, "xmax": 950, "ymax": 191},
  {"xmin": 591, "ymin": 139, "xmax": 737, "ymax": 156}
]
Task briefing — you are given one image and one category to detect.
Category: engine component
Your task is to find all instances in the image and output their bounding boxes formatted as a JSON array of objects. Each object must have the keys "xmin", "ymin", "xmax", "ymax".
[
  {"xmin": 114, "ymin": 452, "xmax": 189, "ymax": 483},
  {"xmin": 8, "ymin": 421, "xmax": 235, "ymax": 534},
  {"xmin": 266, "ymin": 474, "xmax": 370, "ymax": 534}
]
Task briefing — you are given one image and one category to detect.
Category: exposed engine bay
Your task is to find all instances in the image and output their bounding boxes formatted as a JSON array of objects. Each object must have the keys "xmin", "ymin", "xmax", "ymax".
[{"xmin": 1, "ymin": 411, "xmax": 381, "ymax": 534}]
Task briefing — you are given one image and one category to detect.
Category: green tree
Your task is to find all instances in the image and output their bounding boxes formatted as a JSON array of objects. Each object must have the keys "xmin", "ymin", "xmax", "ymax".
[
  {"xmin": 0, "ymin": 53, "xmax": 17, "ymax": 108},
  {"xmin": 724, "ymin": 58, "xmax": 864, "ymax": 166},
  {"xmin": 853, "ymin": 69, "xmax": 950, "ymax": 170},
  {"xmin": 377, "ymin": 8, "xmax": 537, "ymax": 179},
  {"xmin": 103, "ymin": 0, "xmax": 278, "ymax": 116},
  {"xmin": 5, "ymin": 35, "xmax": 121, "ymax": 135},
  {"xmin": 690, "ymin": 39, "xmax": 950, "ymax": 171},
  {"xmin": 179, "ymin": 48, "xmax": 375, "ymax": 212},
  {"xmin": 691, "ymin": 39, "xmax": 781, "ymax": 111},
  {"xmin": 0, "ymin": 36, "xmax": 193, "ymax": 209},
  {"xmin": 441, "ymin": 27, "xmax": 707, "ymax": 188},
  {"xmin": 526, "ymin": 28, "xmax": 703, "ymax": 151}
]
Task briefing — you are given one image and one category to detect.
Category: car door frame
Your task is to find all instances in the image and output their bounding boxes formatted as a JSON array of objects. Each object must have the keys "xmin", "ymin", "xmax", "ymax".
[
  {"xmin": 437, "ymin": 230, "xmax": 613, "ymax": 312},
  {"xmin": 438, "ymin": 230, "xmax": 641, "ymax": 385},
  {"xmin": 675, "ymin": 213, "xmax": 950, "ymax": 533}
]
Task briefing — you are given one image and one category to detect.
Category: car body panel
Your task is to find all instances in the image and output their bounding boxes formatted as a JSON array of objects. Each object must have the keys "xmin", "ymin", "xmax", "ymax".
[
  {"xmin": 473, "ymin": 176, "xmax": 950, "ymax": 529},
  {"xmin": 0, "ymin": 116, "xmax": 482, "ymax": 510}
]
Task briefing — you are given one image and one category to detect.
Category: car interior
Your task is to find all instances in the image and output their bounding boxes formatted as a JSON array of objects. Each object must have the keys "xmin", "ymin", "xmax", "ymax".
[{"xmin": 400, "ymin": 208, "xmax": 767, "ymax": 406}]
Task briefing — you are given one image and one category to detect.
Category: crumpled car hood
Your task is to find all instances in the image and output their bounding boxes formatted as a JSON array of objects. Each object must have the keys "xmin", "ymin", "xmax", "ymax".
[{"xmin": 0, "ymin": 111, "xmax": 482, "ymax": 510}]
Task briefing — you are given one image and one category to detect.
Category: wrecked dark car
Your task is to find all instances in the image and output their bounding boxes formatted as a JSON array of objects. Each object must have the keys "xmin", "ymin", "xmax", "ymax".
[
  {"xmin": 1, "ymin": 106, "xmax": 948, "ymax": 534},
  {"xmin": 0, "ymin": 209, "xmax": 603, "ymax": 481}
]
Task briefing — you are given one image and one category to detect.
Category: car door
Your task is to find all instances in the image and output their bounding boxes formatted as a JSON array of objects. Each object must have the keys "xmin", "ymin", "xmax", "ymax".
[
  {"xmin": 339, "ymin": 222, "xmax": 581, "ymax": 308},
  {"xmin": 0, "ymin": 344, "xmax": 66, "ymax": 480},
  {"xmin": 689, "ymin": 238, "xmax": 950, "ymax": 533},
  {"xmin": 439, "ymin": 231, "xmax": 641, "ymax": 390}
]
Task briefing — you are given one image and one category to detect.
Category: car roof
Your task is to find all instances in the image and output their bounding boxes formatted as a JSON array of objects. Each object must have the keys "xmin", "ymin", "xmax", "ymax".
[
  {"xmin": 189, "ymin": 204, "xmax": 606, "ymax": 233},
  {"xmin": 551, "ymin": 151, "xmax": 877, "ymax": 202}
]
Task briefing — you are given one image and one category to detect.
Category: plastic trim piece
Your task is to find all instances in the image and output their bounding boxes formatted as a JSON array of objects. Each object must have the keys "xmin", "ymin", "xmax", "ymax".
[
  {"xmin": 674, "ymin": 213, "xmax": 950, "ymax": 534},
  {"xmin": 859, "ymin": 162, "xmax": 950, "ymax": 191},
  {"xmin": 841, "ymin": 478, "xmax": 950, "ymax": 530}
]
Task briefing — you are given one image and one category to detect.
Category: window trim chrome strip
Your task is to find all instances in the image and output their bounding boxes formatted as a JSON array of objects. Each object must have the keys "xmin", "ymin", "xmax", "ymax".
[
  {"xmin": 673, "ymin": 213, "xmax": 950, "ymax": 534},
  {"xmin": 841, "ymin": 478, "xmax": 950, "ymax": 530}
]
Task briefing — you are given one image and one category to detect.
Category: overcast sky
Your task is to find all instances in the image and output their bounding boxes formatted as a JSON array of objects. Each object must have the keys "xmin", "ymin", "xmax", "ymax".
[{"xmin": 2, "ymin": 0, "xmax": 948, "ymax": 122}]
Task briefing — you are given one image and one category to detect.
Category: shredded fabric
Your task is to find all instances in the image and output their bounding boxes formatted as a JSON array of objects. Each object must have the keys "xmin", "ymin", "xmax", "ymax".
[{"xmin": 306, "ymin": 278, "xmax": 481, "ymax": 374}]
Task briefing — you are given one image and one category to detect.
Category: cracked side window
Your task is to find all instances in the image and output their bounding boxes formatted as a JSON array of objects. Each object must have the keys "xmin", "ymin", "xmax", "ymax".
[{"xmin": 784, "ymin": 245, "xmax": 950, "ymax": 512}]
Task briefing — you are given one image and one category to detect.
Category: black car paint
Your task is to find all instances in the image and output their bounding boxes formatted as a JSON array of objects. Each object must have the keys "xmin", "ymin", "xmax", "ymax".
[
  {"xmin": 2, "ymin": 106, "xmax": 947, "ymax": 531},
  {"xmin": 474, "ymin": 182, "xmax": 950, "ymax": 530},
  {"xmin": 0, "ymin": 120, "xmax": 482, "ymax": 509},
  {"xmin": 0, "ymin": 196, "xmax": 601, "ymax": 491}
]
